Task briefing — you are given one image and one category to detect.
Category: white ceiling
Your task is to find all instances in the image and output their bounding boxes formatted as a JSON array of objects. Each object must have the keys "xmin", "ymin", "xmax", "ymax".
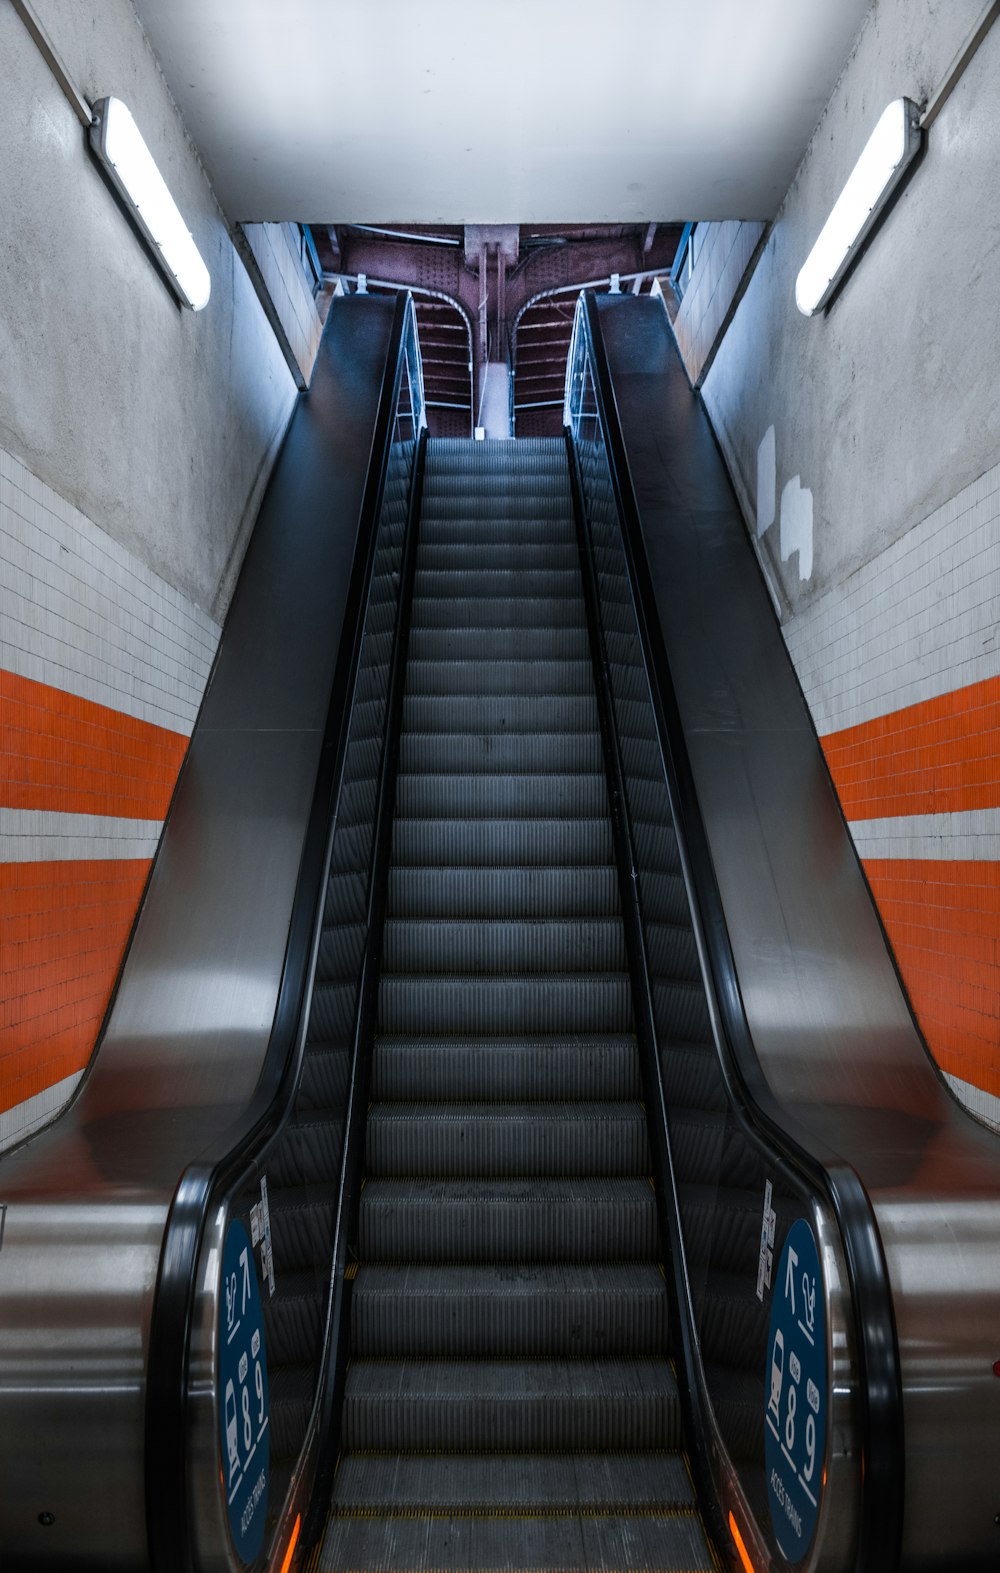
[{"xmin": 134, "ymin": 0, "xmax": 873, "ymax": 224}]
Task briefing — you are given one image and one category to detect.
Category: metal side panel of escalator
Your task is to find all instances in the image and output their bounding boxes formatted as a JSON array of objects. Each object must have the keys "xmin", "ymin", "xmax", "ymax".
[{"xmin": 0, "ymin": 291, "xmax": 408, "ymax": 1571}]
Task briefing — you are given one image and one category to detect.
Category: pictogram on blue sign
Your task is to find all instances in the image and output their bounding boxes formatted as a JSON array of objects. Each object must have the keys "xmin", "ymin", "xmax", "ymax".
[
  {"xmin": 764, "ymin": 1217, "xmax": 827, "ymax": 1564},
  {"xmin": 218, "ymin": 1217, "xmax": 270, "ymax": 1565}
]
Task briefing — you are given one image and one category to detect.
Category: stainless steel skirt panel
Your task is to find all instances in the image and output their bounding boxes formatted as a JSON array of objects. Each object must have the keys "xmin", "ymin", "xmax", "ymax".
[
  {"xmin": 0, "ymin": 297, "xmax": 398, "ymax": 1567},
  {"xmin": 596, "ymin": 294, "xmax": 1000, "ymax": 1569},
  {"xmin": 0, "ymin": 1197, "xmax": 164, "ymax": 1568}
]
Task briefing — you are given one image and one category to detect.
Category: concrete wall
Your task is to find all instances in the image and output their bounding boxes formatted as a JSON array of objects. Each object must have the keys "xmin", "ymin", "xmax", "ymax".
[
  {"xmin": 0, "ymin": 0, "xmax": 296, "ymax": 621},
  {"xmin": 0, "ymin": 0, "xmax": 297, "ymax": 1146},
  {"xmin": 700, "ymin": 0, "xmax": 1000, "ymax": 1126}
]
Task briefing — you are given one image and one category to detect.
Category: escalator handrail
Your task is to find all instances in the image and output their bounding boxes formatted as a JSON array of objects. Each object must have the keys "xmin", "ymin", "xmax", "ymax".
[
  {"xmin": 574, "ymin": 289, "xmax": 905, "ymax": 1573},
  {"xmin": 144, "ymin": 291, "xmax": 414, "ymax": 1573}
]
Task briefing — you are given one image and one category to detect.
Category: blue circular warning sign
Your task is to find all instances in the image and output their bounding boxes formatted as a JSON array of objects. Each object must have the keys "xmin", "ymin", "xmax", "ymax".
[
  {"xmin": 764, "ymin": 1217, "xmax": 827, "ymax": 1563},
  {"xmin": 218, "ymin": 1218, "xmax": 270, "ymax": 1564}
]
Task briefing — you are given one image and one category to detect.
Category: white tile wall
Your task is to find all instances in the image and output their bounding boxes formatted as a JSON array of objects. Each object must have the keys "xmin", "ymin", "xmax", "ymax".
[
  {"xmin": 0, "ymin": 445, "xmax": 220, "ymax": 734},
  {"xmin": 849, "ymin": 809, "xmax": 1000, "ymax": 863},
  {"xmin": 672, "ymin": 221, "xmax": 766, "ymax": 386},
  {"xmin": 785, "ymin": 459, "xmax": 1000, "ymax": 736},
  {"xmin": 0, "ymin": 1071, "xmax": 84, "ymax": 1154},
  {"xmin": 0, "ymin": 808, "xmax": 164, "ymax": 864}
]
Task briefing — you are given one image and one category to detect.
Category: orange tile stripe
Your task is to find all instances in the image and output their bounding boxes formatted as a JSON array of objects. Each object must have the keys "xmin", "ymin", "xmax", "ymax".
[
  {"xmin": 0, "ymin": 667, "xmax": 188, "ymax": 820},
  {"xmin": 822, "ymin": 673, "xmax": 1000, "ymax": 821},
  {"xmin": 865, "ymin": 857, "xmax": 1000, "ymax": 1100},
  {"xmin": 0, "ymin": 858, "xmax": 151, "ymax": 1117}
]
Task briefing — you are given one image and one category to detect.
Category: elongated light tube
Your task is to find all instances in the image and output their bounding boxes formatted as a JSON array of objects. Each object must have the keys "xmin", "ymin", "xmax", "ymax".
[
  {"xmin": 795, "ymin": 98, "xmax": 920, "ymax": 317},
  {"xmin": 90, "ymin": 96, "xmax": 211, "ymax": 311}
]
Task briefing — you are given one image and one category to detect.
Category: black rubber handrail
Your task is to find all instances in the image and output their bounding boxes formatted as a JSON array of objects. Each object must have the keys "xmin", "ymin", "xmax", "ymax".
[
  {"xmin": 299, "ymin": 425, "xmax": 427, "ymax": 1559},
  {"xmin": 144, "ymin": 292, "xmax": 413, "ymax": 1573},
  {"xmin": 570, "ymin": 289, "xmax": 905, "ymax": 1573}
]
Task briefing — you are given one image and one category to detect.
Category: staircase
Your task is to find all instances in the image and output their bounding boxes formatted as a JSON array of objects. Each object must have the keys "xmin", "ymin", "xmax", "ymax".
[{"xmin": 319, "ymin": 438, "xmax": 715, "ymax": 1572}]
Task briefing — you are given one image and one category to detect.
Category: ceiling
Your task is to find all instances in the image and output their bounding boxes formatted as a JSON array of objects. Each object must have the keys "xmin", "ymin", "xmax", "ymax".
[{"xmin": 133, "ymin": 0, "xmax": 873, "ymax": 225}]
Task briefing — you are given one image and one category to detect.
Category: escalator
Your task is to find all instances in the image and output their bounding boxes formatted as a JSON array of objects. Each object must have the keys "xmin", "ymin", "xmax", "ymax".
[
  {"xmin": 5, "ymin": 288, "xmax": 1000, "ymax": 1573},
  {"xmin": 318, "ymin": 437, "xmax": 712, "ymax": 1569}
]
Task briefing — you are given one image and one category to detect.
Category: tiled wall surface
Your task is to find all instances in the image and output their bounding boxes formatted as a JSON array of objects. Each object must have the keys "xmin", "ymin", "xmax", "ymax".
[
  {"xmin": 241, "ymin": 223, "xmax": 324, "ymax": 386},
  {"xmin": 785, "ymin": 459, "xmax": 1000, "ymax": 1128},
  {"xmin": 672, "ymin": 222, "xmax": 766, "ymax": 387},
  {"xmin": 1, "ymin": 444, "xmax": 221, "ymax": 1150}
]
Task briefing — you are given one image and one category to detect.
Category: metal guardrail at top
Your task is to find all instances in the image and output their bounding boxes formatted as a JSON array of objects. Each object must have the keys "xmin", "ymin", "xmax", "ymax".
[
  {"xmin": 333, "ymin": 273, "xmax": 474, "ymax": 431},
  {"xmin": 563, "ymin": 289, "xmax": 905, "ymax": 1573}
]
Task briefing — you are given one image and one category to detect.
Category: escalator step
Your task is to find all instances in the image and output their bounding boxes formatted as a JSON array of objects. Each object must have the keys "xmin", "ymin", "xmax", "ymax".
[
  {"xmin": 401, "ymin": 692, "xmax": 600, "ymax": 734},
  {"xmin": 652, "ymin": 979, "xmax": 712, "ymax": 1042},
  {"xmin": 263, "ymin": 1270, "xmax": 323, "ymax": 1366},
  {"xmin": 414, "ymin": 568, "xmax": 582, "ymax": 602},
  {"xmin": 267, "ymin": 1114, "xmax": 344, "ymax": 1189},
  {"xmin": 393, "ymin": 772, "xmax": 609, "ymax": 819},
  {"xmin": 703, "ymin": 1362, "xmax": 767, "ymax": 1464},
  {"xmin": 375, "ymin": 973, "xmax": 633, "ymax": 1036},
  {"xmin": 417, "ymin": 543, "xmax": 579, "ymax": 573},
  {"xmin": 419, "ymin": 517, "xmax": 578, "ymax": 549},
  {"xmin": 387, "ymin": 864, "xmax": 622, "ymax": 919},
  {"xmin": 358, "ymin": 1177, "xmax": 659, "ymax": 1262},
  {"xmin": 636, "ymin": 869, "xmax": 694, "ymax": 927},
  {"xmin": 399, "ymin": 729, "xmax": 604, "ymax": 775},
  {"xmin": 410, "ymin": 595, "xmax": 586, "ymax": 630},
  {"xmin": 341, "ymin": 1358, "xmax": 682, "ymax": 1451},
  {"xmin": 316, "ymin": 1497, "xmax": 713, "ymax": 1573},
  {"xmin": 268, "ymin": 1362, "xmax": 316, "ymax": 1463},
  {"xmin": 382, "ymin": 917, "xmax": 627, "ymax": 973},
  {"xmin": 350, "ymin": 1263, "xmax": 667, "ymax": 1357},
  {"xmin": 419, "ymin": 498, "xmax": 574, "ymax": 522},
  {"xmin": 330, "ymin": 1450, "xmax": 694, "ymax": 1511},
  {"xmin": 365, "ymin": 1101, "xmax": 649, "ymax": 1177},
  {"xmin": 268, "ymin": 1184, "xmax": 338, "ymax": 1275},
  {"xmin": 645, "ymin": 920, "xmax": 702, "ymax": 981},
  {"xmin": 658, "ymin": 1040, "xmax": 728, "ymax": 1113},
  {"xmin": 390, "ymin": 816, "xmax": 612, "ymax": 867},
  {"xmin": 320, "ymin": 1508, "xmax": 714, "ymax": 1573},
  {"xmin": 693, "ymin": 1269, "xmax": 771, "ymax": 1370},
  {"xmin": 678, "ymin": 1183, "xmax": 767, "ymax": 1276},
  {"xmin": 371, "ymin": 1035, "xmax": 641, "ymax": 1102},
  {"xmin": 297, "ymin": 1043, "xmax": 352, "ymax": 1110},
  {"xmin": 404, "ymin": 658, "xmax": 594, "ymax": 697},
  {"xmin": 423, "ymin": 471, "xmax": 568, "ymax": 495},
  {"xmin": 407, "ymin": 623, "xmax": 590, "ymax": 660}
]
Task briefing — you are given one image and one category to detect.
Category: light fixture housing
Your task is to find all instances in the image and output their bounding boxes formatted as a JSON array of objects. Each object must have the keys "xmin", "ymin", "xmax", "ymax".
[
  {"xmin": 90, "ymin": 96, "xmax": 211, "ymax": 311},
  {"xmin": 795, "ymin": 98, "xmax": 921, "ymax": 317}
]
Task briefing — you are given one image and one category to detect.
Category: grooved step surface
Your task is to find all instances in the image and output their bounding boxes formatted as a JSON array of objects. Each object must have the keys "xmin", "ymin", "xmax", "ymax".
[
  {"xmin": 401, "ymin": 693, "xmax": 600, "ymax": 734},
  {"xmin": 382, "ymin": 917, "xmax": 627, "ymax": 973},
  {"xmin": 391, "ymin": 817, "xmax": 612, "ymax": 866},
  {"xmin": 350, "ymin": 1264, "xmax": 668, "ymax": 1356},
  {"xmin": 320, "ymin": 1510, "xmax": 714, "ymax": 1573},
  {"xmin": 405, "ymin": 658, "xmax": 595, "ymax": 696},
  {"xmin": 376, "ymin": 974, "xmax": 633, "ymax": 1036},
  {"xmin": 357, "ymin": 1177, "xmax": 660, "ymax": 1262},
  {"xmin": 371, "ymin": 1035, "xmax": 642, "ymax": 1102},
  {"xmin": 321, "ymin": 437, "xmax": 713, "ymax": 1573},
  {"xmin": 365, "ymin": 1101, "xmax": 649, "ymax": 1177},
  {"xmin": 387, "ymin": 865, "xmax": 622, "ymax": 918},
  {"xmin": 393, "ymin": 773, "xmax": 611, "ymax": 819},
  {"xmin": 341, "ymin": 1359, "xmax": 683, "ymax": 1451},
  {"xmin": 331, "ymin": 1451, "xmax": 695, "ymax": 1511}
]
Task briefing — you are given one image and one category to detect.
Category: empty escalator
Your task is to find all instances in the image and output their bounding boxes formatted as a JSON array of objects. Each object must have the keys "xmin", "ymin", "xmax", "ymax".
[{"xmin": 318, "ymin": 437, "xmax": 716, "ymax": 1570}]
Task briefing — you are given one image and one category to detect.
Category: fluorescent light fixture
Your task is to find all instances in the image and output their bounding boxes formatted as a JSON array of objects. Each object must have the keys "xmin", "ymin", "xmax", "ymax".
[
  {"xmin": 90, "ymin": 97, "xmax": 211, "ymax": 311},
  {"xmin": 795, "ymin": 98, "xmax": 921, "ymax": 317}
]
